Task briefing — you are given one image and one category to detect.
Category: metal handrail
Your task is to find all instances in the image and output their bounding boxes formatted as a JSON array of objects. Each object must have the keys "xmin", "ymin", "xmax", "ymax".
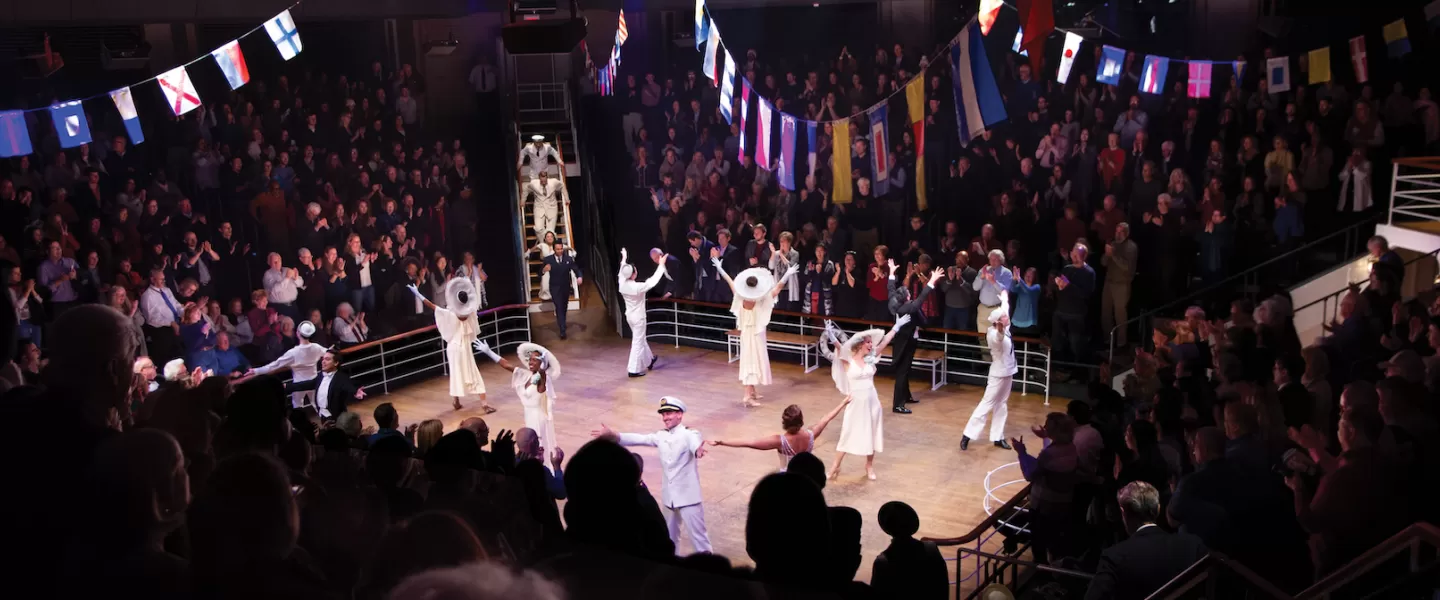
[
  {"xmin": 924, "ymin": 484, "xmax": 1035, "ymax": 597},
  {"xmin": 1295, "ymin": 523, "xmax": 1440, "ymax": 599},
  {"xmin": 926, "ymin": 484, "xmax": 1032, "ymax": 547},
  {"xmin": 326, "ymin": 304, "xmax": 533, "ymax": 395},
  {"xmin": 644, "ymin": 298, "xmax": 1053, "ymax": 404},
  {"xmin": 1106, "ymin": 211, "xmax": 1381, "ymax": 366},
  {"xmin": 955, "ymin": 547, "xmax": 1095, "ymax": 581},
  {"xmin": 1145, "ymin": 552, "xmax": 1291, "ymax": 600},
  {"xmin": 1293, "ymin": 247, "xmax": 1440, "ymax": 347}
]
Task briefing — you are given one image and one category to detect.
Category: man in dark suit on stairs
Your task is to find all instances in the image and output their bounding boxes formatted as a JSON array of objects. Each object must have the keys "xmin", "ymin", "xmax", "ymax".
[
  {"xmin": 542, "ymin": 239, "xmax": 583, "ymax": 340},
  {"xmin": 1085, "ymin": 482, "xmax": 1209, "ymax": 600},
  {"xmin": 886, "ymin": 258, "xmax": 943, "ymax": 414}
]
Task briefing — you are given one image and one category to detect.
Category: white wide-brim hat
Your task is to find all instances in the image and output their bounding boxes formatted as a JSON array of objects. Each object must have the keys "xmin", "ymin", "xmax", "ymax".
[
  {"xmin": 517, "ymin": 342, "xmax": 561, "ymax": 378},
  {"xmin": 732, "ymin": 267, "xmax": 776, "ymax": 302},
  {"xmin": 840, "ymin": 329, "xmax": 885, "ymax": 356},
  {"xmin": 446, "ymin": 277, "xmax": 481, "ymax": 317}
]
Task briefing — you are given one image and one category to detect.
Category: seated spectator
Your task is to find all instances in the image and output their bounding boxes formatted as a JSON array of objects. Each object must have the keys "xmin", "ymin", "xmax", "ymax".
[
  {"xmin": 870, "ymin": 501, "xmax": 948, "ymax": 600},
  {"xmin": 1084, "ymin": 482, "xmax": 1207, "ymax": 600},
  {"xmin": 356, "ymin": 511, "xmax": 488, "ymax": 600}
]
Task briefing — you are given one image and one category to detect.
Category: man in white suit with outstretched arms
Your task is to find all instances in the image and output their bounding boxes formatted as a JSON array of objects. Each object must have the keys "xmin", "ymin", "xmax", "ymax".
[{"xmin": 593, "ymin": 396, "xmax": 711, "ymax": 554}]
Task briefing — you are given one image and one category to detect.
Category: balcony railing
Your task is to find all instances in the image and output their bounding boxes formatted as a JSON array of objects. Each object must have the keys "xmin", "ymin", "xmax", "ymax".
[{"xmin": 332, "ymin": 304, "xmax": 533, "ymax": 394}]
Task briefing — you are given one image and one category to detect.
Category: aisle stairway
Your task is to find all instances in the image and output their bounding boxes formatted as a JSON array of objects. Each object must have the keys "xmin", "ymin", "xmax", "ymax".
[{"xmin": 517, "ymin": 121, "xmax": 582, "ymax": 313}]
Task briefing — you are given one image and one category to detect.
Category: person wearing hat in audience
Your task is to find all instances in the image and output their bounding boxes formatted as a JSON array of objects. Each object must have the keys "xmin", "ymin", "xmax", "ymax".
[
  {"xmin": 476, "ymin": 340, "xmax": 560, "ymax": 454},
  {"xmin": 411, "ymin": 277, "xmax": 494, "ymax": 413},
  {"xmin": 961, "ymin": 292, "xmax": 1016, "ymax": 451},
  {"xmin": 283, "ymin": 348, "xmax": 365, "ymax": 423},
  {"xmin": 871, "ymin": 501, "xmax": 949, "ymax": 600},
  {"xmin": 247, "ymin": 319, "xmax": 328, "ymax": 409},
  {"xmin": 617, "ymin": 247, "xmax": 670, "ymax": 377},
  {"xmin": 526, "ymin": 169, "xmax": 568, "ymax": 238},
  {"xmin": 1379, "ymin": 349, "xmax": 1427, "ymax": 386},
  {"xmin": 712, "ymin": 248, "xmax": 799, "ymax": 407},
  {"xmin": 519, "ymin": 134, "xmax": 564, "ymax": 179},
  {"xmin": 821, "ymin": 317, "xmax": 910, "ymax": 481},
  {"xmin": 592, "ymin": 396, "xmax": 712, "ymax": 554}
]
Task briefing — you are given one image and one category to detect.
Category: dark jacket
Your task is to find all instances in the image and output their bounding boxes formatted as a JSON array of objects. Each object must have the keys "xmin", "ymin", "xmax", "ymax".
[
  {"xmin": 286, "ymin": 370, "xmax": 360, "ymax": 418},
  {"xmin": 1084, "ymin": 526, "xmax": 1208, "ymax": 600}
]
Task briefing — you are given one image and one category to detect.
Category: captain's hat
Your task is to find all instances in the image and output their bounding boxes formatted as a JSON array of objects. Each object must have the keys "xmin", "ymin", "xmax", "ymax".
[{"xmin": 657, "ymin": 396, "xmax": 687, "ymax": 413}]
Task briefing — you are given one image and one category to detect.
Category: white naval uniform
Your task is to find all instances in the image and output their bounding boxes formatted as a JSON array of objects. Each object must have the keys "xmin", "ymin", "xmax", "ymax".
[
  {"xmin": 965, "ymin": 324, "xmax": 1017, "ymax": 441},
  {"xmin": 527, "ymin": 177, "xmax": 567, "ymax": 237},
  {"xmin": 519, "ymin": 142, "xmax": 563, "ymax": 178},
  {"xmin": 253, "ymin": 341, "xmax": 327, "ymax": 408},
  {"xmin": 617, "ymin": 424, "xmax": 711, "ymax": 554},
  {"xmin": 619, "ymin": 263, "xmax": 669, "ymax": 374}
]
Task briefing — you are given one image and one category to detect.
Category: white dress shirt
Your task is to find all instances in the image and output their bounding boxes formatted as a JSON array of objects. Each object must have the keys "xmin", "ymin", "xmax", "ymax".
[
  {"xmin": 520, "ymin": 143, "xmax": 563, "ymax": 175},
  {"xmin": 988, "ymin": 326, "xmax": 1018, "ymax": 378},
  {"xmin": 253, "ymin": 341, "xmax": 327, "ymax": 383},
  {"xmin": 263, "ymin": 268, "xmax": 301, "ymax": 304},
  {"xmin": 315, "ymin": 371, "xmax": 336, "ymax": 417},
  {"xmin": 139, "ymin": 285, "xmax": 182, "ymax": 327},
  {"xmin": 618, "ymin": 424, "xmax": 704, "ymax": 508}
]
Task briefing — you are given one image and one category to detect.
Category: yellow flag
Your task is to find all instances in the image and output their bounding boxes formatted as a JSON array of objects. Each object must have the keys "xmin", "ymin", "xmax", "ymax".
[
  {"xmin": 832, "ymin": 118, "xmax": 852, "ymax": 204},
  {"xmin": 905, "ymin": 77, "xmax": 928, "ymax": 211},
  {"xmin": 1308, "ymin": 47, "xmax": 1331, "ymax": 84}
]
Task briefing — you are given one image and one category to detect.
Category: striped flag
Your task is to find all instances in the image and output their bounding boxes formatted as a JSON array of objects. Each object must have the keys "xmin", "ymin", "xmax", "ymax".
[
  {"xmin": 616, "ymin": 9, "xmax": 629, "ymax": 45},
  {"xmin": 756, "ymin": 99, "xmax": 773, "ymax": 169},
  {"xmin": 1056, "ymin": 32, "xmax": 1082, "ymax": 84},
  {"xmin": 0, "ymin": 110, "xmax": 32, "ymax": 158},
  {"xmin": 703, "ymin": 25, "xmax": 722, "ymax": 83},
  {"xmin": 978, "ymin": 0, "xmax": 1003, "ymax": 35},
  {"xmin": 1140, "ymin": 55, "xmax": 1168, "ymax": 94},
  {"xmin": 1350, "ymin": 36, "xmax": 1369, "ymax": 84},
  {"xmin": 211, "ymin": 40, "xmax": 250, "ymax": 89},
  {"xmin": 109, "ymin": 86, "xmax": 144, "ymax": 144},
  {"xmin": 832, "ymin": 118, "xmax": 852, "ymax": 203},
  {"xmin": 49, "ymin": 100, "xmax": 91, "ymax": 148},
  {"xmin": 905, "ymin": 77, "xmax": 927, "ymax": 210},
  {"xmin": 1186, "ymin": 61, "xmax": 1212, "ymax": 98},
  {"xmin": 719, "ymin": 52, "xmax": 736, "ymax": 123},
  {"xmin": 1267, "ymin": 56, "xmax": 1291, "ymax": 93},
  {"xmin": 779, "ymin": 114, "xmax": 797, "ymax": 190},
  {"xmin": 951, "ymin": 20, "xmax": 1008, "ymax": 146},
  {"xmin": 1308, "ymin": 47, "xmax": 1331, "ymax": 84},
  {"xmin": 264, "ymin": 9, "xmax": 303, "ymax": 61},
  {"xmin": 1383, "ymin": 19, "xmax": 1410, "ymax": 58},
  {"xmin": 695, "ymin": 0, "xmax": 708, "ymax": 49},
  {"xmin": 869, "ymin": 104, "xmax": 890, "ymax": 196},
  {"xmin": 738, "ymin": 79, "xmax": 751, "ymax": 153},
  {"xmin": 806, "ymin": 122, "xmax": 817, "ymax": 175},
  {"xmin": 157, "ymin": 65, "xmax": 202, "ymax": 116}
]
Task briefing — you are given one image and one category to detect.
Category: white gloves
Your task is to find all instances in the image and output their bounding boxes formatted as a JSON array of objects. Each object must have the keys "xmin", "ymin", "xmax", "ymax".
[
  {"xmin": 472, "ymin": 339, "xmax": 502, "ymax": 362},
  {"xmin": 891, "ymin": 314, "xmax": 912, "ymax": 333},
  {"xmin": 407, "ymin": 284, "xmax": 423, "ymax": 299},
  {"xmin": 710, "ymin": 256, "xmax": 723, "ymax": 270},
  {"xmin": 783, "ymin": 264, "xmax": 800, "ymax": 280}
]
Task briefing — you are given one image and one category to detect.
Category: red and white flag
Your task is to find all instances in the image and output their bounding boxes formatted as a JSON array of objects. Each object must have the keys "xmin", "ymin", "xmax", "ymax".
[
  {"xmin": 978, "ymin": 0, "xmax": 1003, "ymax": 35},
  {"xmin": 756, "ymin": 100, "xmax": 773, "ymax": 169},
  {"xmin": 616, "ymin": 9, "xmax": 629, "ymax": 45},
  {"xmin": 1056, "ymin": 32, "xmax": 1082, "ymax": 84},
  {"xmin": 157, "ymin": 65, "xmax": 202, "ymax": 116},
  {"xmin": 1349, "ymin": 35, "xmax": 1368, "ymax": 84},
  {"xmin": 1187, "ymin": 61, "xmax": 1213, "ymax": 98}
]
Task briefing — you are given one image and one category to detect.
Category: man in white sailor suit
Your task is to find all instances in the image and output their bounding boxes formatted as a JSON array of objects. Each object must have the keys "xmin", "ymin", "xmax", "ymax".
[
  {"xmin": 519, "ymin": 134, "xmax": 564, "ymax": 178},
  {"xmin": 593, "ymin": 396, "xmax": 711, "ymax": 554},
  {"xmin": 526, "ymin": 169, "xmax": 568, "ymax": 238}
]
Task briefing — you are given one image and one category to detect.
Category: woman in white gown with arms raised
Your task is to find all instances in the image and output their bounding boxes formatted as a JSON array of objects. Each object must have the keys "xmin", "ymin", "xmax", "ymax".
[
  {"xmin": 823, "ymin": 316, "xmax": 909, "ymax": 481},
  {"xmin": 474, "ymin": 340, "xmax": 560, "ymax": 453},
  {"xmin": 409, "ymin": 277, "xmax": 493, "ymax": 412},
  {"xmin": 712, "ymin": 249, "xmax": 798, "ymax": 407}
]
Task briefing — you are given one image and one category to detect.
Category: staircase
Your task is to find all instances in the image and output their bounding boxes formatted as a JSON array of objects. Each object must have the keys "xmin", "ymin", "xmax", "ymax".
[{"xmin": 517, "ymin": 122, "xmax": 582, "ymax": 313}]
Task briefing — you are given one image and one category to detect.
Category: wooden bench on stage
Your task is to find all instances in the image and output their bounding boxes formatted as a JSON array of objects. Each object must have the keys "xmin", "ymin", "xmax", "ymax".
[
  {"xmin": 876, "ymin": 346, "xmax": 949, "ymax": 391},
  {"xmin": 726, "ymin": 329, "xmax": 821, "ymax": 373}
]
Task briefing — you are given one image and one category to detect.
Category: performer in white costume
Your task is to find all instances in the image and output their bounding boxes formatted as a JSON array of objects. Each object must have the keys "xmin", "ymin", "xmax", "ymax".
[
  {"xmin": 247, "ymin": 320, "xmax": 327, "ymax": 408},
  {"xmin": 819, "ymin": 317, "xmax": 908, "ymax": 481},
  {"xmin": 518, "ymin": 134, "xmax": 564, "ymax": 178},
  {"xmin": 961, "ymin": 293, "xmax": 1016, "ymax": 451},
  {"xmin": 713, "ymin": 249, "xmax": 798, "ymax": 407},
  {"xmin": 474, "ymin": 340, "xmax": 560, "ymax": 453},
  {"xmin": 409, "ymin": 278, "xmax": 494, "ymax": 413},
  {"xmin": 525, "ymin": 170, "xmax": 568, "ymax": 238},
  {"xmin": 617, "ymin": 247, "xmax": 669, "ymax": 377},
  {"xmin": 593, "ymin": 396, "xmax": 711, "ymax": 555}
]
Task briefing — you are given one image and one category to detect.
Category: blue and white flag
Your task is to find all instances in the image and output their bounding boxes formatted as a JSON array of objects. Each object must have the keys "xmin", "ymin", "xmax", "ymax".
[
  {"xmin": 0, "ymin": 111, "xmax": 32, "ymax": 158},
  {"xmin": 109, "ymin": 86, "xmax": 145, "ymax": 145},
  {"xmin": 211, "ymin": 40, "xmax": 250, "ymax": 89},
  {"xmin": 951, "ymin": 20, "xmax": 1008, "ymax": 146},
  {"xmin": 1097, "ymin": 45, "xmax": 1125, "ymax": 86},
  {"xmin": 695, "ymin": 0, "xmax": 708, "ymax": 49},
  {"xmin": 49, "ymin": 100, "xmax": 91, "ymax": 148},
  {"xmin": 806, "ymin": 121, "xmax": 817, "ymax": 175},
  {"xmin": 1267, "ymin": 56, "xmax": 1291, "ymax": 93},
  {"xmin": 265, "ymin": 9, "xmax": 303, "ymax": 61},
  {"xmin": 703, "ymin": 23, "xmax": 722, "ymax": 83},
  {"xmin": 1139, "ymin": 55, "xmax": 1168, "ymax": 94},
  {"xmin": 719, "ymin": 51, "xmax": 737, "ymax": 123}
]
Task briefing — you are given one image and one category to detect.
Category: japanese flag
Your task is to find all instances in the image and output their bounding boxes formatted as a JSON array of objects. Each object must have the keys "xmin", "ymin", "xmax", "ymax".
[
  {"xmin": 1056, "ymin": 32, "xmax": 1082, "ymax": 84},
  {"xmin": 157, "ymin": 66, "xmax": 202, "ymax": 116}
]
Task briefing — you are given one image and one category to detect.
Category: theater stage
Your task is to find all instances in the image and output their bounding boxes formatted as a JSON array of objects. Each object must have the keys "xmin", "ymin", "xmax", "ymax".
[{"xmin": 345, "ymin": 333, "xmax": 1061, "ymax": 583}]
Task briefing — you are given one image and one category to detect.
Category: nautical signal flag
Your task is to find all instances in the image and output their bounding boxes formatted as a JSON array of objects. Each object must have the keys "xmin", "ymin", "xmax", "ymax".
[
  {"xmin": 616, "ymin": 9, "xmax": 629, "ymax": 46},
  {"xmin": 868, "ymin": 104, "xmax": 890, "ymax": 196},
  {"xmin": 109, "ymin": 87, "xmax": 144, "ymax": 145},
  {"xmin": 978, "ymin": 0, "xmax": 1003, "ymax": 35},
  {"xmin": 158, "ymin": 65, "xmax": 202, "ymax": 116},
  {"xmin": 739, "ymin": 80, "xmax": 751, "ymax": 154},
  {"xmin": 905, "ymin": 77, "xmax": 928, "ymax": 210},
  {"xmin": 831, "ymin": 117, "xmax": 851, "ymax": 203},
  {"xmin": 1383, "ymin": 19, "xmax": 1410, "ymax": 57},
  {"xmin": 756, "ymin": 99, "xmax": 773, "ymax": 170},
  {"xmin": 1233, "ymin": 59, "xmax": 1246, "ymax": 82},
  {"xmin": 265, "ymin": 9, "xmax": 303, "ymax": 61},
  {"xmin": 694, "ymin": 0, "xmax": 708, "ymax": 49},
  {"xmin": 806, "ymin": 122, "xmax": 818, "ymax": 175},
  {"xmin": 1139, "ymin": 55, "xmax": 1168, "ymax": 94},
  {"xmin": 719, "ymin": 52, "xmax": 736, "ymax": 123},
  {"xmin": 49, "ymin": 100, "xmax": 91, "ymax": 148},
  {"xmin": 952, "ymin": 22, "xmax": 1007, "ymax": 145},
  {"xmin": 1267, "ymin": 57, "xmax": 1291, "ymax": 93},
  {"xmin": 1308, "ymin": 47, "xmax": 1331, "ymax": 84},
  {"xmin": 1056, "ymin": 32, "xmax": 1082, "ymax": 84},
  {"xmin": 779, "ymin": 114, "xmax": 797, "ymax": 191},
  {"xmin": 1186, "ymin": 62, "xmax": 1212, "ymax": 99},
  {"xmin": 0, "ymin": 111, "xmax": 33, "ymax": 158},
  {"xmin": 703, "ymin": 24, "xmax": 721, "ymax": 83},
  {"xmin": 1350, "ymin": 36, "xmax": 1369, "ymax": 83},
  {"xmin": 212, "ymin": 40, "xmax": 250, "ymax": 90},
  {"xmin": 1096, "ymin": 45, "xmax": 1125, "ymax": 86}
]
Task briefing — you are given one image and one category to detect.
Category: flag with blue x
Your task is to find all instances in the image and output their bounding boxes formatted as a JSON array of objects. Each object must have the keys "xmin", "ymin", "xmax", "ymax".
[{"xmin": 265, "ymin": 9, "xmax": 304, "ymax": 61}]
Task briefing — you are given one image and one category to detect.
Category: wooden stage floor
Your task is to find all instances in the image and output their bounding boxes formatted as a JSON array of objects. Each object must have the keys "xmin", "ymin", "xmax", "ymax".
[{"xmin": 345, "ymin": 334, "xmax": 1064, "ymax": 583}]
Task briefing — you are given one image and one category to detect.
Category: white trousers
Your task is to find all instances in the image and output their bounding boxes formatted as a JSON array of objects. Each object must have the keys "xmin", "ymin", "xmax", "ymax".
[
  {"xmin": 965, "ymin": 375, "xmax": 1012, "ymax": 442},
  {"xmin": 533, "ymin": 201, "xmax": 558, "ymax": 237},
  {"xmin": 664, "ymin": 503, "xmax": 712, "ymax": 554},
  {"xmin": 626, "ymin": 313, "xmax": 653, "ymax": 374}
]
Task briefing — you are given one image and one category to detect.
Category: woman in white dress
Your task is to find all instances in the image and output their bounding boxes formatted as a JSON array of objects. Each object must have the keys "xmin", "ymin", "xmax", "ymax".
[
  {"xmin": 529, "ymin": 231, "xmax": 576, "ymax": 300},
  {"xmin": 409, "ymin": 278, "xmax": 494, "ymax": 413},
  {"xmin": 713, "ymin": 250, "xmax": 799, "ymax": 407},
  {"xmin": 475, "ymin": 340, "xmax": 560, "ymax": 453},
  {"xmin": 821, "ymin": 316, "xmax": 908, "ymax": 481},
  {"xmin": 707, "ymin": 399, "xmax": 849, "ymax": 471}
]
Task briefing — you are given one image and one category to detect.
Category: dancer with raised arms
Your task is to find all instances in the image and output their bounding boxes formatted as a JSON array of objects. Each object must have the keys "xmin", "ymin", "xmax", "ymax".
[
  {"xmin": 707, "ymin": 397, "xmax": 850, "ymax": 471},
  {"xmin": 408, "ymin": 277, "xmax": 494, "ymax": 412},
  {"xmin": 617, "ymin": 247, "xmax": 669, "ymax": 377},
  {"xmin": 592, "ymin": 396, "xmax": 711, "ymax": 554},
  {"xmin": 712, "ymin": 248, "xmax": 798, "ymax": 407},
  {"xmin": 475, "ymin": 340, "xmax": 559, "ymax": 453},
  {"xmin": 960, "ymin": 293, "xmax": 1016, "ymax": 451},
  {"xmin": 821, "ymin": 316, "xmax": 910, "ymax": 481}
]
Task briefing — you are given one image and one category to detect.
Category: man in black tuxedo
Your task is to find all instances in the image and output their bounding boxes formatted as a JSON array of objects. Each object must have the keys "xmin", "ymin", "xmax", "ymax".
[
  {"xmin": 1085, "ymin": 482, "xmax": 1208, "ymax": 600},
  {"xmin": 886, "ymin": 259, "xmax": 943, "ymax": 414},
  {"xmin": 687, "ymin": 232, "xmax": 719, "ymax": 302},
  {"xmin": 649, "ymin": 248, "xmax": 686, "ymax": 299},
  {"xmin": 542, "ymin": 239, "xmax": 583, "ymax": 339},
  {"xmin": 285, "ymin": 349, "xmax": 365, "ymax": 423},
  {"xmin": 712, "ymin": 229, "xmax": 743, "ymax": 303}
]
